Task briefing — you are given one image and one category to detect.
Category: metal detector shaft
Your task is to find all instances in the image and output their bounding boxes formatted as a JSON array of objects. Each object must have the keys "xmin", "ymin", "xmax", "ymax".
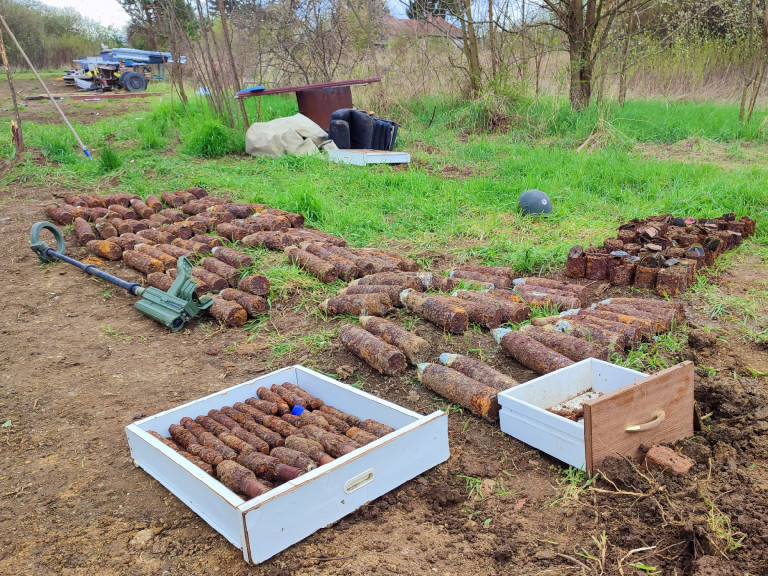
[{"xmin": 45, "ymin": 247, "xmax": 142, "ymax": 295}]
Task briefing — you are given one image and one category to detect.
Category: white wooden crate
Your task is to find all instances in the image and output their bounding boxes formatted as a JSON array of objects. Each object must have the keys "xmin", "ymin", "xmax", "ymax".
[
  {"xmin": 498, "ymin": 359, "xmax": 694, "ymax": 474},
  {"xmin": 126, "ymin": 365, "xmax": 449, "ymax": 564},
  {"xmin": 327, "ymin": 149, "xmax": 411, "ymax": 165}
]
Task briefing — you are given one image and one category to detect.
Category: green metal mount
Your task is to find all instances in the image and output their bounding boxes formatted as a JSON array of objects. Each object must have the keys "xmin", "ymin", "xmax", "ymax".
[{"xmin": 30, "ymin": 221, "xmax": 213, "ymax": 332}]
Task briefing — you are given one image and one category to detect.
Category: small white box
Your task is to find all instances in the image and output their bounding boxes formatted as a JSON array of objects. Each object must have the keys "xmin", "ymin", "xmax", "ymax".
[
  {"xmin": 498, "ymin": 359, "xmax": 694, "ymax": 474},
  {"xmin": 126, "ymin": 365, "xmax": 449, "ymax": 564},
  {"xmin": 327, "ymin": 149, "xmax": 410, "ymax": 166}
]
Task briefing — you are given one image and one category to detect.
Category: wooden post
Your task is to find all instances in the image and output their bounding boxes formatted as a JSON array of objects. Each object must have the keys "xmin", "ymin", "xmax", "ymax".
[{"xmin": 0, "ymin": 28, "xmax": 23, "ymax": 154}]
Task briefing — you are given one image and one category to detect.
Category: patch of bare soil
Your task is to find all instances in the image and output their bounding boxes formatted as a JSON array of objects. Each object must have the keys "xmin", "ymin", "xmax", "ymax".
[
  {"xmin": 1, "ymin": 186, "xmax": 767, "ymax": 575},
  {"xmin": 635, "ymin": 136, "xmax": 768, "ymax": 168}
]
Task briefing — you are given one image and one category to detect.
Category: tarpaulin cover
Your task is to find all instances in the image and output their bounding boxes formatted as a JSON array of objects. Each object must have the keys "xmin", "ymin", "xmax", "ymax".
[{"xmin": 245, "ymin": 113, "xmax": 338, "ymax": 158}]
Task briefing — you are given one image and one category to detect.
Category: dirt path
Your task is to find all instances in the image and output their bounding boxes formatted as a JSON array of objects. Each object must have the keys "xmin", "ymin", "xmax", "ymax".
[{"xmin": 1, "ymin": 182, "xmax": 767, "ymax": 575}]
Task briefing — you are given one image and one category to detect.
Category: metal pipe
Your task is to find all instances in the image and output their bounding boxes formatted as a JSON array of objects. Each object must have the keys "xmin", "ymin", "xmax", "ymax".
[{"xmin": 42, "ymin": 248, "xmax": 142, "ymax": 295}]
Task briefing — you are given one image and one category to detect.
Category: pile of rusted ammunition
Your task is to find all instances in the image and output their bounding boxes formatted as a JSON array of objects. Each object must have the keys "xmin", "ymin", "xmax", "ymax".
[
  {"xmin": 566, "ymin": 213, "xmax": 757, "ymax": 296},
  {"xmin": 148, "ymin": 382, "xmax": 395, "ymax": 499},
  {"xmin": 338, "ymin": 317, "xmax": 430, "ymax": 375},
  {"xmin": 493, "ymin": 297, "xmax": 684, "ymax": 374},
  {"xmin": 44, "ymin": 189, "xmax": 339, "ymax": 326}
]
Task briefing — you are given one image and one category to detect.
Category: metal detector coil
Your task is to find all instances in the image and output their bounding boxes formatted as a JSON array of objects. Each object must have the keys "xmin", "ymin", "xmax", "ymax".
[{"xmin": 30, "ymin": 222, "xmax": 212, "ymax": 332}]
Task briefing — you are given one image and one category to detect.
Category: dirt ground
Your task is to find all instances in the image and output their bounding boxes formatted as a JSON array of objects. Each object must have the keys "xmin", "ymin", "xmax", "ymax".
[{"xmin": 1, "ymin": 80, "xmax": 768, "ymax": 576}]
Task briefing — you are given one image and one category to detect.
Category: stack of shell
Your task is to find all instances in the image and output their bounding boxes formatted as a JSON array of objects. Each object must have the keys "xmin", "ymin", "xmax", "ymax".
[
  {"xmin": 565, "ymin": 213, "xmax": 757, "ymax": 297},
  {"xmin": 492, "ymin": 297, "xmax": 685, "ymax": 375},
  {"xmin": 43, "ymin": 188, "xmax": 332, "ymax": 327},
  {"xmin": 148, "ymin": 382, "xmax": 396, "ymax": 500}
]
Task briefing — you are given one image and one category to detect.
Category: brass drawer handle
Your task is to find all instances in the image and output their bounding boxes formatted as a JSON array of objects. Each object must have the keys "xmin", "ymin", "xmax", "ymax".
[{"xmin": 625, "ymin": 410, "xmax": 666, "ymax": 432}]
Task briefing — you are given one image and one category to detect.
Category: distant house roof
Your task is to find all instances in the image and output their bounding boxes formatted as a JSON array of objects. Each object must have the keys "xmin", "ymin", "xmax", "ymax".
[{"xmin": 380, "ymin": 15, "xmax": 463, "ymax": 41}]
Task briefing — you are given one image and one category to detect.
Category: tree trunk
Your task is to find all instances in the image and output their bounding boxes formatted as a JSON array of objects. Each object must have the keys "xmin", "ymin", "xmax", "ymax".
[
  {"xmin": 618, "ymin": 11, "xmax": 635, "ymax": 107},
  {"xmin": 0, "ymin": 29, "xmax": 23, "ymax": 154},
  {"xmin": 462, "ymin": 0, "xmax": 482, "ymax": 95},
  {"xmin": 745, "ymin": 0, "xmax": 768, "ymax": 122}
]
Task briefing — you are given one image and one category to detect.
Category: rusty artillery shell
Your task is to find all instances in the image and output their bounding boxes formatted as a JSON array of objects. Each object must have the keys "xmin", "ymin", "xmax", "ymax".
[
  {"xmin": 45, "ymin": 205, "xmax": 74, "ymax": 225},
  {"xmin": 454, "ymin": 264, "xmax": 514, "ymax": 281},
  {"xmin": 125, "ymin": 219, "xmax": 149, "ymax": 233},
  {"xmin": 200, "ymin": 257, "xmax": 240, "ymax": 287},
  {"xmin": 182, "ymin": 422, "xmax": 238, "ymax": 460},
  {"xmin": 111, "ymin": 233, "xmax": 149, "ymax": 251},
  {"xmin": 569, "ymin": 314, "xmax": 639, "ymax": 347},
  {"xmin": 241, "ymin": 230, "xmax": 294, "ymax": 250},
  {"xmin": 161, "ymin": 191, "xmax": 185, "ymax": 208},
  {"xmin": 358, "ymin": 315, "xmax": 430, "ymax": 365},
  {"xmin": 423, "ymin": 273, "xmax": 491, "ymax": 292},
  {"xmin": 488, "ymin": 288, "xmax": 524, "ymax": 304},
  {"xmin": 209, "ymin": 297, "xmax": 248, "ymax": 326},
  {"xmin": 350, "ymin": 272, "xmax": 424, "ymax": 291},
  {"xmin": 300, "ymin": 425, "xmax": 359, "ymax": 458},
  {"xmin": 211, "ymin": 246, "xmax": 253, "ymax": 269},
  {"xmin": 216, "ymin": 223, "xmax": 250, "ymax": 241},
  {"xmin": 493, "ymin": 328, "xmax": 574, "ymax": 374},
  {"xmin": 282, "ymin": 413, "xmax": 302, "ymax": 426},
  {"xmin": 262, "ymin": 207, "xmax": 304, "ymax": 227},
  {"xmin": 134, "ymin": 244, "xmax": 176, "ymax": 270},
  {"xmin": 607, "ymin": 256, "xmax": 636, "ymax": 286},
  {"xmin": 417, "ymin": 363, "xmax": 500, "ymax": 421},
  {"xmin": 551, "ymin": 319, "xmax": 625, "ymax": 351},
  {"xmin": 319, "ymin": 404, "xmax": 361, "ymax": 428},
  {"xmin": 255, "ymin": 387, "xmax": 291, "ymax": 415},
  {"xmin": 191, "ymin": 267, "xmax": 227, "ymax": 291},
  {"xmin": 148, "ymin": 431, "xmax": 213, "ymax": 474},
  {"xmin": 108, "ymin": 204, "xmax": 139, "ymax": 220},
  {"xmin": 338, "ymin": 284, "xmax": 408, "ymax": 307},
  {"xmin": 171, "ymin": 238, "xmax": 211, "ymax": 254},
  {"xmin": 281, "ymin": 383, "xmax": 323, "ymax": 409},
  {"xmin": 346, "ymin": 427, "xmax": 379, "ymax": 445},
  {"xmin": 453, "ymin": 290, "xmax": 530, "ymax": 324},
  {"xmin": 519, "ymin": 325, "xmax": 609, "ymax": 362},
  {"xmin": 154, "ymin": 243, "xmax": 192, "ymax": 258},
  {"xmin": 450, "ymin": 269, "xmax": 510, "ymax": 288},
  {"xmin": 357, "ymin": 419, "xmax": 396, "ymax": 438},
  {"xmin": 603, "ymin": 297, "xmax": 685, "ymax": 321},
  {"xmin": 229, "ymin": 426, "xmax": 272, "ymax": 454},
  {"xmin": 594, "ymin": 302, "xmax": 672, "ymax": 333},
  {"xmin": 218, "ymin": 203, "xmax": 254, "ymax": 219},
  {"xmin": 195, "ymin": 415, "xmax": 230, "ymax": 436},
  {"xmin": 578, "ymin": 308, "xmax": 654, "ymax": 340},
  {"xmin": 566, "ymin": 245, "xmax": 587, "ymax": 278},
  {"xmin": 300, "ymin": 242, "xmax": 360, "ymax": 281},
  {"xmin": 655, "ymin": 266, "xmax": 689, "ymax": 298},
  {"xmin": 431, "ymin": 294, "xmax": 502, "ymax": 329},
  {"xmin": 239, "ymin": 397, "xmax": 278, "ymax": 416},
  {"xmin": 208, "ymin": 409, "xmax": 239, "ymax": 430},
  {"xmin": 146, "ymin": 272, "xmax": 174, "ymax": 291},
  {"xmin": 270, "ymin": 385, "xmax": 308, "ymax": 408},
  {"xmin": 514, "ymin": 279, "xmax": 586, "ymax": 304},
  {"xmin": 236, "ymin": 452, "xmax": 303, "ymax": 482},
  {"xmin": 238, "ymin": 213, "xmax": 292, "ymax": 231},
  {"xmin": 130, "ymin": 198, "xmax": 154, "ymax": 220},
  {"xmin": 135, "ymin": 228, "xmax": 174, "ymax": 244},
  {"xmin": 400, "ymin": 289, "xmax": 469, "ymax": 334},
  {"xmin": 585, "ymin": 252, "xmax": 608, "ymax": 280},
  {"xmin": 285, "ymin": 246, "xmax": 339, "ymax": 283},
  {"xmin": 85, "ymin": 239, "xmax": 122, "ymax": 261},
  {"xmin": 144, "ymin": 194, "xmax": 163, "ymax": 212},
  {"xmin": 123, "ymin": 250, "xmax": 165, "ymax": 274},
  {"xmin": 216, "ymin": 460, "xmax": 270, "ymax": 498},
  {"xmin": 73, "ymin": 217, "xmax": 97, "ymax": 245},
  {"xmin": 229, "ymin": 409, "xmax": 285, "ymax": 448},
  {"xmin": 94, "ymin": 219, "xmax": 118, "ymax": 239},
  {"xmin": 186, "ymin": 186, "xmax": 208, "ymax": 199},
  {"xmin": 320, "ymin": 293, "xmax": 393, "ymax": 317},
  {"xmin": 168, "ymin": 425, "xmax": 224, "ymax": 466},
  {"xmin": 439, "ymin": 353, "xmax": 518, "ymax": 392},
  {"xmin": 190, "ymin": 234, "xmax": 225, "ymax": 248},
  {"xmin": 237, "ymin": 274, "xmax": 270, "ymax": 296},
  {"xmin": 353, "ymin": 248, "xmax": 419, "ymax": 272},
  {"xmin": 284, "ymin": 436, "xmax": 334, "ymax": 465},
  {"xmin": 108, "ymin": 217, "xmax": 132, "ymax": 235},
  {"xmin": 514, "ymin": 285, "xmax": 581, "ymax": 312},
  {"xmin": 270, "ymin": 447, "xmax": 317, "ymax": 471},
  {"xmin": 299, "ymin": 410, "xmax": 333, "ymax": 431},
  {"xmin": 319, "ymin": 246, "xmax": 387, "ymax": 275},
  {"xmin": 321, "ymin": 412, "xmax": 350, "ymax": 434},
  {"xmin": 217, "ymin": 288, "xmax": 267, "ymax": 317},
  {"xmin": 217, "ymin": 431, "xmax": 262, "ymax": 455},
  {"xmin": 338, "ymin": 324, "xmax": 407, "ymax": 375}
]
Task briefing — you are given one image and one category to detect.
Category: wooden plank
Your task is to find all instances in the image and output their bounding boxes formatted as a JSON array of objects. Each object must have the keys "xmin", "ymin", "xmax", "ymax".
[
  {"xmin": 235, "ymin": 77, "xmax": 380, "ymax": 98},
  {"xmin": 583, "ymin": 361, "xmax": 693, "ymax": 475},
  {"xmin": 27, "ymin": 92, "xmax": 163, "ymax": 101}
]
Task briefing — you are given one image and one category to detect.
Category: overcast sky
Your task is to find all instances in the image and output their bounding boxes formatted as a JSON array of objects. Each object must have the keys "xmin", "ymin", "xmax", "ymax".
[{"xmin": 42, "ymin": 0, "xmax": 131, "ymax": 28}]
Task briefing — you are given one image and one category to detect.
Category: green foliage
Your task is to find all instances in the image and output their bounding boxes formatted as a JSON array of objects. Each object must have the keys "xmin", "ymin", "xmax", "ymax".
[
  {"xmin": 35, "ymin": 125, "xmax": 77, "ymax": 163},
  {"xmin": 181, "ymin": 119, "xmax": 243, "ymax": 158},
  {"xmin": 98, "ymin": 146, "xmax": 122, "ymax": 172}
]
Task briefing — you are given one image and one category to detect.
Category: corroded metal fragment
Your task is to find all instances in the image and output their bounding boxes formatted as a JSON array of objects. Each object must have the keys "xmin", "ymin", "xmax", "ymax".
[
  {"xmin": 338, "ymin": 324, "xmax": 407, "ymax": 375},
  {"xmin": 359, "ymin": 315, "xmax": 430, "ymax": 365},
  {"xmin": 417, "ymin": 363, "xmax": 500, "ymax": 421},
  {"xmin": 439, "ymin": 353, "xmax": 518, "ymax": 391},
  {"xmin": 493, "ymin": 328, "xmax": 574, "ymax": 374}
]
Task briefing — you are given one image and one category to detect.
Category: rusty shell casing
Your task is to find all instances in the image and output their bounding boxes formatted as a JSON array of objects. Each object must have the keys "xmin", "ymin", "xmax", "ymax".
[
  {"xmin": 167, "ymin": 268, "xmax": 210, "ymax": 295},
  {"xmin": 217, "ymin": 431, "xmax": 262, "ymax": 455},
  {"xmin": 208, "ymin": 409, "xmax": 239, "ymax": 430},
  {"xmin": 607, "ymin": 257, "xmax": 637, "ymax": 286},
  {"xmin": 270, "ymin": 385, "xmax": 309, "ymax": 409},
  {"xmin": 108, "ymin": 204, "xmax": 139, "ymax": 220},
  {"xmin": 168, "ymin": 424, "xmax": 224, "ymax": 461},
  {"xmin": 300, "ymin": 425, "xmax": 359, "ymax": 458},
  {"xmin": 282, "ymin": 414, "xmax": 302, "ymax": 426},
  {"xmin": 191, "ymin": 267, "xmax": 228, "ymax": 291},
  {"xmin": 739, "ymin": 216, "xmax": 756, "ymax": 237},
  {"xmin": 262, "ymin": 207, "xmax": 304, "ymax": 227},
  {"xmin": 221, "ymin": 204, "xmax": 256, "ymax": 219},
  {"xmin": 319, "ymin": 404, "xmax": 361, "ymax": 428},
  {"xmin": 454, "ymin": 264, "xmax": 514, "ymax": 281},
  {"xmin": 569, "ymin": 314, "xmax": 638, "ymax": 348},
  {"xmin": 519, "ymin": 325, "xmax": 610, "ymax": 362},
  {"xmin": 186, "ymin": 186, "xmax": 208, "ymax": 199},
  {"xmin": 147, "ymin": 430, "xmax": 183, "ymax": 452},
  {"xmin": 145, "ymin": 272, "xmax": 174, "ymax": 291},
  {"xmin": 233, "ymin": 405, "xmax": 286, "ymax": 447},
  {"xmin": 453, "ymin": 290, "xmax": 530, "ymax": 324},
  {"xmin": 270, "ymin": 447, "xmax": 317, "ymax": 471},
  {"xmin": 450, "ymin": 269, "xmax": 510, "ymax": 288},
  {"xmin": 94, "ymin": 219, "xmax": 118, "ymax": 239},
  {"xmin": 173, "ymin": 190, "xmax": 197, "ymax": 204},
  {"xmin": 339, "ymin": 284, "xmax": 409, "ymax": 306},
  {"xmin": 241, "ymin": 230, "xmax": 293, "ymax": 250},
  {"xmin": 493, "ymin": 328, "xmax": 574, "ymax": 375},
  {"xmin": 285, "ymin": 246, "xmax": 339, "ymax": 283},
  {"xmin": 211, "ymin": 246, "xmax": 254, "ymax": 269},
  {"xmin": 417, "ymin": 363, "xmax": 500, "ymax": 422},
  {"xmin": 123, "ymin": 250, "xmax": 165, "ymax": 274},
  {"xmin": 238, "ymin": 213, "xmax": 292, "ymax": 231},
  {"xmin": 144, "ymin": 194, "xmax": 163, "ymax": 212},
  {"xmin": 208, "ymin": 297, "xmax": 248, "ymax": 327},
  {"xmin": 155, "ymin": 243, "xmax": 193, "ymax": 259},
  {"xmin": 85, "ymin": 239, "xmax": 122, "ymax": 261},
  {"xmin": 136, "ymin": 228, "xmax": 175, "ymax": 244},
  {"xmin": 130, "ymin": 198, "xmax": 154, "ymax": 219},
  {"xmin": 601, "ymin": 297, "xmax": 685, "ymax": 322},
  {"xmin": 350, "ymin": 272, "xmax": 424, "ymax": 291},
  {"xmin": 353, "ymin": 248, "xmax": 419, "ymax": 272},
  {"xmin": 236, "ymin": 452, "xmax": 303, "ymax": 482},
  {"xmin": 216, "ymin": 223, "xmax": 251, "ymax": 241},
  {"xmin": 255, "ymin": 387, "xmax": 291, "ymax": 415},
  {"xmin": 566, "ymin": 245, "xmax": 587, "ymax": 278},
  {"xmin": 552, "ymin": 319, "xmax": 625, "ymax": 352},
  {"xmin": 358, "ymin": 315, "xmax": 430, "ymax": 365},
  {"xmin": 633, "ymin": 263, "xmax": 658, "ymax": 290},
  {"xmin": 594, "ymin": 302, "xmax": 672, "ymax": 333},
  {"xmin": 439, "ymin": 353, "xmax": 518, "ymax": 392},
  {"xmin": 110, "ymin": 233, "xmax": 148, "ymax": 251},
  {"xmin": 584, "ymin": 253, "xmax": 608, "ymax": 280},
  {"xmin": 200, "ymin": 257, "xmax": 240, "ymax": 287},
  {"xmin": 237, "ymin": 274, "xmax": 270, "ymax": 296},
  {"xmin": 655, "ymin": 266, "xmax": 689, "ymax": 298},
  {"xmin": 159, "ymin": 209, "xmax": 185, "ymax": 223},
  {"xmin": 229, "ymin": 427, "xmax": 270, "ymax": 454},
  {"xmin": 189, "ymin": 234, "xmax": 225, "ymax": 248},
  {"xmin": 487, "ymin": 288, "xmax": 524, "ymax": 304},
  {"xmin": 578, "ymin": 308, "xmax": 654, "ymax": 340},
  {"xmin": 134, "ymin": 244, "xmax": 176, "ymax": 270},
  {"xmin": 216, "ymin": 460, "xmax": 270, "ymax": 499},
  {"xmin": 514, "ymin": 286, "xmax": 581, "ymax": 312},
  {"xmin": 603, "ymin": 238, "xmax": 624, "ymax": 252},
  {"xmin": 195, "ymin": 415, "xmax": 230, "ymax": 436},
  {"xmin": 300, "ymin": 242, "xmax": 360, "ymax": 281},
  {"xmin": 73, "ymin": 217, "xmax": 97, "ymax": 245},
  {"xmin": 324, "ymin": 247, "xmax": 389, "ymax": 275},
  {"xmin": 182, "ymin": 423, "xmax": 238, "ymax": 460},
  {"xmin": 161, "ymin": 191, "xmax": 185, "ymax": 208},
  {"xmin": 124, "ymin": 219, "xmax": 149, "ymax": 233},
  {"xmin": 425, "ymin": 273, "xmax": 495, "ymax": 292},
  {"xmin": 108, "ymin": 217, "xmax": 132, "ymax": 235},
  {"xmin": 357, "ymin": 419, "xmax": 396, "ymax": 438},
  {"xmin": 400, "ymin": 289, "xmax": 468, "ymax": 334},
  {"xmin": 171, "ymin": 238, "xmax": 211, "ymax": 254},
  {"xmin": 320, "ymin": 293, "xmax": 393, "ymax": 317},
  {"xmin": 283, "ymin": 436, "xmax": 334, "ymax": 465},
  {"xmin": 338, "ymin": 324, "xmax": 408, "ymax": 375},
  {"xmin": 215, "ymin": 288, "xmax": 268, "ymax": 316},
  {"xmin": 345, "ymin": 427, "xmax": 379, "ymax": 445},
  {"xmin": 321, "ymin": 412, "xmax": 350, "ymax": 434},
  {"xmin": 219, "ymin": 405, "xmax": 254, "ymax": 427},
  {"xmin": 240, "ymin": 397, "xmax": 279, "ymax": 416},
  {"xmin": 45, "ymin": 205, "xmax": 74, "ymax": 225},
  {"xmin": 150, "ymin": 430, "xmax": 214, "ymax": 473},
  {"xmin": 514, "ymin": 278, "xmax": 587, "ymax": 301},
  {"xmin": 254, "ymin": 401, "xmax": 301, "ymax": 437},
  {"xmin": 297, "ymin": 228, "xmax": 347, "ymax": 247},
  {"xmin": 298, "ymin": 411, "xmax": 333, "ymax": 431},
  {"xmin": 280, "ymin": 383, "xmax": 323, "ymax": 409},
  {"xmin": 430, "ymin": 294, "xmax": 502, "ymax": 329}
]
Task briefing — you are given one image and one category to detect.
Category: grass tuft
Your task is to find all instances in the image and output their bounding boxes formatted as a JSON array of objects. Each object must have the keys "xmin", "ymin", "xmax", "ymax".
[{"xmin": 98, "ymin": 146, "xmax": 122, "ymax": 172}]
